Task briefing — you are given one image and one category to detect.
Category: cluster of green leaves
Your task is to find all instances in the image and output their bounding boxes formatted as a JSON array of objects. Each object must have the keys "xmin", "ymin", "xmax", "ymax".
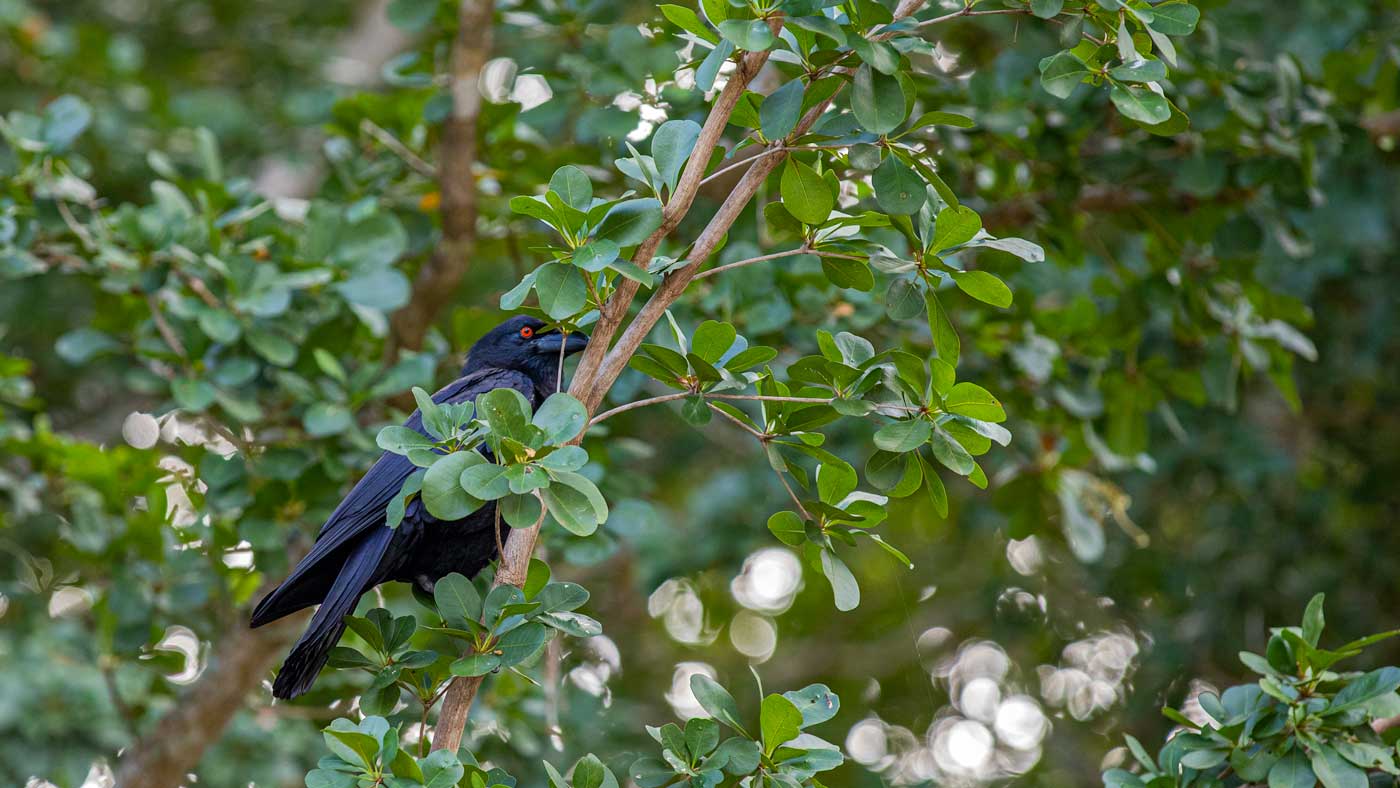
[
  {"xmin": 307, "ymin": 715, "xmax": 513, "ymax": 788},
  {"xmin": 506, "ymin": 159, "xmax": 676, "ymax": 321},
  {"xmin": 327, "ymin": 560, "xmax": 599, "ymax": 718},
  {"xmin": 1036, "ymin": 0, "xmax": 1200, "ymax": 130},
  {"xmin": 2, "ymin": 93, "xmax": 436, "ymax": 429},
  {"xmin": 377, "ymin": 387, "xmax": 606, "ymax": 536},
  {"xmin": 1106, "ymin": 595, "xmax": 1400, "ymax": 787},
  {"xmin": 307, "ymin": 672, "xmax": 846, "ymax": 788},
  {"xmin": 426, "ymin": 566, "xmax": 599, "ymax": 678},
  {"xmin": 632, "ymin": 675, "xmax": 845, "ymax": 787}
]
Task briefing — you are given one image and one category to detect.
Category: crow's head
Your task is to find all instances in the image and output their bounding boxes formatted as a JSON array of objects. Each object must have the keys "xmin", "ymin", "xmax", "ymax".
[{"xmin": 462, "ymin": 315, "xmax": 589, "ymax": 384}]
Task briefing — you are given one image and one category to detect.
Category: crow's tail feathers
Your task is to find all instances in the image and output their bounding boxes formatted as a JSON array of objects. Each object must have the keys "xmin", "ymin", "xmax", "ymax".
[{"xmin": 271, "ymin": 527, "xmax": 392, "ymax": 699}]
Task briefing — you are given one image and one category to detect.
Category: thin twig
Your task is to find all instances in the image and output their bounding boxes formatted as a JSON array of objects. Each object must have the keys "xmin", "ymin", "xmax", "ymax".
[
  {"xmin": 709, "ymin": 394, "xmax": 833, "ymax": 404},
  {"xmin": 694, "ymin": 246, "xmax": 810, "ymax": 280},
  {"xmin": 589, "ymin": 391, "xmax": 692, "ymax": 425},
  {"xmin": 361, "ymin": 119, "xmax": 437, "ymax": 178},
  {"xmin": 698, "ymin": 146, "xmax": 789, "ymax": 188},
  {"xmin": 707, "ymin": 402, "xmax": 769, "ymax": 441},
  {"xmin": 145, "ymin": 293, "xmax": 188, "ymax": 360},
  {"xmin": 774, "ymin": 465, "xmax": 811, "ymax": 520},
  {"xmin": 918, "ymin": 6, "xmax": 1030, "ymax": 28}
]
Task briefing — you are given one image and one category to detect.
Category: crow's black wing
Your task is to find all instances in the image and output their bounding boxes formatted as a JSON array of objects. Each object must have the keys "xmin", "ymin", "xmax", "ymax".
[{"xmin": 250, "ymin": 367, "xmax": 535, "ymax": 627}]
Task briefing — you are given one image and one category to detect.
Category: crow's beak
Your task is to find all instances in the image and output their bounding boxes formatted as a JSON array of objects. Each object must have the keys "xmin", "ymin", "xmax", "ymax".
[{"xmin": 538, "ymin": 331, "xmax": 589, "ymax": 356}]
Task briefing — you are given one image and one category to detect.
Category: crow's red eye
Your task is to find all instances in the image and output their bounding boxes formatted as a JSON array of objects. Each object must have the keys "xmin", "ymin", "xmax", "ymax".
[{"xmin": 519, "ymin": 326, "xmax": 534, "ymax": 339}]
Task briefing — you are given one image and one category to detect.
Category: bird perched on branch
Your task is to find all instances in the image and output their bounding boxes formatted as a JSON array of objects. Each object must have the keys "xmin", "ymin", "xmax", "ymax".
[{"xmin": 250, "ymin": 315, "xmax": 588, "ymax": 699}]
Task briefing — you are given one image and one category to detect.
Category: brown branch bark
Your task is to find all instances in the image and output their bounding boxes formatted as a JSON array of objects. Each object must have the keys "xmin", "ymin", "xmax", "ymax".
[
  {"xmin": 568, "ymin": 20, "xmax": 783, "ymax": 410},
  {"xmin": 389, "ymin": 0, "xmax": 494, "ymax": 353}
]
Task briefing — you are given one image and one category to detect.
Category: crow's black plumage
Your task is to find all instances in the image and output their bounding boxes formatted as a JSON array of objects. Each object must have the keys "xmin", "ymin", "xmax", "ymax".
[{"xmin": 251, "ymin": 316, "xmax": 588, "ymax": 699}]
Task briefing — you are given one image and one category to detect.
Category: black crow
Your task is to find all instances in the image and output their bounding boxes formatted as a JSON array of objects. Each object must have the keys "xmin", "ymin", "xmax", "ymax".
[{"xmin": 250, "ymin": 315, "xmax": 588, "ymax": 699}]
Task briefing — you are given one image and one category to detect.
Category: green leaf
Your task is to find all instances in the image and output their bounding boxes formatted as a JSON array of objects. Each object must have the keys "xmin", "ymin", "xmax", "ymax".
[
  {"xmin": 925, "ymin": 291, "xmax": 960, "ymax": 366},
  {"xmin": 886, "ymin": 279, "xmax": 923, "ymax": 320},
  {"xmin": 544, "ymin": 471, "xmax": 608, "ymax": 536},
  {"xmin": 1326, "ymin": 667, "xmax": 1400, "ymax": 713},
  {"xmin": 930, "ymin": 205, "xmax": 982, "ymax": 252},
  {"xmin": 542, "ymin": 482, "xmax": 598, "ymax": 536},
  {"xmin": 820, "ymin": 549, "xmax": 859, "ymax": 611},
  {"xmin": 952, "ymin": 270, "xmax": 1013, "ymax": 308},
  {"xmin": 385, "ymin": 469, "xmax": 425, "ymax": 529},
  {"xmin": 570, "ymin": 754, "xmax": 617, "ymax": 788},
  {"xmin": 930, "ymin": 430, "xmax": 976, "ymax": 476},
  {"xmin": 787, "ymin": 15, "xmax": 846, "ymax": 46},
  {"xmin": 685, "ymin": 717, "xmax": 721, "ymax": 758},
  {"xmin": 919, "ymin": 455, "xmax": 949, "ymax": 517},
  {"xmin": 944, "ymin": 382, "xmax": 1006, "ymax": 422},
  {"xmin": 873, "ymin": 155, "xmax": 925, "ymax": 215},
  {"xmin": 660, "ymin": 4, "xmax": 719, "ymax": 43},
  {"xmin": 533, "ymin": 262, "xmax": 588, "ymax": 320},
  {"xmin": 477, "ymin": 387, "xmax": 532, "ymax": 440},
  {"xmin": 501, "ymin": 492, "xmax": 544, "ymax": 528},
  {"xmin": 497, "ymin": 622, "xmax": 549, "ymax": 665},
  {"xmin": 533, "ymin": 392, "xmax": 588, "ymax": 443},
  {"xmin": 324, "ymin": 726, "xmax": 380, "ymax": 770},
  {"xmin": 1039, "ymin": 51, "xmax": 1090, "ymax": 99},
  {"xmin": 549, "ymin": 166, "xmax": 593, "ymax": 211},
  {"xmin": 173, "ymin": 378, "xmax": 217, "ymax": 411},
  {"xmin": 1302, "ymin": 593, "xmax": 1325, "ymax": 646},
  {"xmin": 760, "ymin": 80, "xmax": 805, "ymax": 141},
  {"xmin": 821, "ymin": 256, "xmax": 874, "ymax": 291},
  {"xmin": 1268, "ymin": 750, "xmax": 1314, "ymax": 788},
  {"xmin": 874, "ymin": 419, "xmax": 932, "ymax": 452},
  {"xmin": 851, "ymin": 64, "xmax": 907, "ymax": 135},
  {"xmin": 378, "ymin": 425, "xmax": 435, "ymax": 455},
  {"xmin": 1110, "ymin": 59, "xmax": 1168, "ymax": 82},
  {"xmin": 782, "ymin": 684, "xmax": 840, "ymax": 728},
  {"xmin": 1030, "ymin": 0, "xmax": 1064, "ymax": 19},
  {"xmin": 652, "ymin": 120, "xmax": 703, "ymax": 193},
  {"xmin": 760, "ymin": 694, "xmax": 803, "ymax": 755},
  {"xmin": 422, "ymin": 452, "xmax": 486, "ymax": 520},
  {"xmin": 768, "ymin": 510, "xmax": 806, "ymax": 546},
  {"xmin": 460, "ymin": 463, "xmax": 511, "ymax": 500},
  {"xmin": 695, "ymin": 39, "xmax": 735, "ymax": 92},
  {"xmin": 717, "ymin": 18, "xmax": 774, "ymax": 51},
  {"xmin": 450, "ymin": 652, "xmax": 502, "ymax": 677},
  {"xmin": 781, "ymin": 160, "xmax": 833, "ymax": 225},
  {"xmin": 1110, "ymin": 83, "xmax": 1172, "ymax": 124},
  {"xmin": 537, "ymin": 445, "xmax": 588, "ymax": 472},
  {"xmin": 851, "ymin": 36, "xmax": 900, "ymax": 74},
  {"xmin": 573, "ymin": 240, "xmax": 619, "ymax": 272},
  {"xmin": 1310, "ymin": 745, "xmax": 1366, "ymax": 788},
  {"xmin": 1149, "ymin": 2, "xmax": 1200, "ymax": 35},
  {"xmin": 903, "ymin": 110, "xmax": 975, "ymax": 132},
  {"xmin": 55, "ymin": 328, "xmax": 119, "ymax": 364},
  {"xmin": 595, "ymin": 198, "xmax": 663, "ymax": 246},
  {"xmin": 690, "ymin": 674, "xmax": 749, "ymax": 735},
  {"xmin": 434, "ymin": 572, "xmax": 482, "ymax": 627},
  {"xmin": 420, "ymin": 750, "xmax": 465, "ymax": 788},
  {"xmin": 304, "ymin": 402, "xmax": 351, "ymax": 436},
  {"xmin": 41, "ymin": 95, "xmax": 92, "ymax": 151},
  {"xmin": 691, "ymin": 320, "xmax": 738, "ymax": 364}
]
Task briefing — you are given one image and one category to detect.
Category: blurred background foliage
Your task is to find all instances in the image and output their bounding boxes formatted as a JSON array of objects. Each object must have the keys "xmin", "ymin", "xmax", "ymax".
[{"xmin": 1, "ymin": 0, "xmax": 1396, "ymax": 786}]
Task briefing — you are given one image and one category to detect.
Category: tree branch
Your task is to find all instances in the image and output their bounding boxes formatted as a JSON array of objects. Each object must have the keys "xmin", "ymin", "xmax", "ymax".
[
  {"xmin": 918, "ymin": 6, "xmax": 1030, "ymax": 28},
  {"xmin": 589, "ymin": 391, "xmax": 693, "ymax": 425},
  {"xmin": 389, "ymin": 0, "xmax": 494, "ymax": 353},
  {"xmin": 568, "ymin": 20, "xmax": 784, "ymax": 407},
  {"xmin": 693, "ymin": 246, "xmax": 810, "ymax": 280}
]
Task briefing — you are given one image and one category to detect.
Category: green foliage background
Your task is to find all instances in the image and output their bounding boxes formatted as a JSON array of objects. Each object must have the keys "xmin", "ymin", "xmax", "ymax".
[{"xmin": 1, "ymin": 0, "xmax": 1396, "ymax": 785}]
